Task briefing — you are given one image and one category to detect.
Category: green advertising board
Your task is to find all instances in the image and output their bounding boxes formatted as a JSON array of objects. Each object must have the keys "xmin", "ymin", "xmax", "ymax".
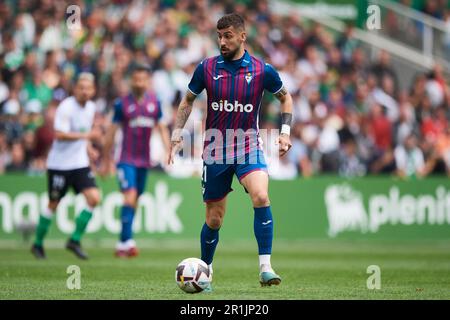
[{"xmin": 0, "ymin": 174, "xmax": 449, "ymax": 241}]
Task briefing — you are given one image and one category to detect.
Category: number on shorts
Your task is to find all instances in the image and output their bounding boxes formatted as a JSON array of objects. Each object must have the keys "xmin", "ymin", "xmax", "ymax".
[
  {"xmin": 202, "ymin": 165, "xmax": 207, "ymax": 183},
  {"xmin": 52, "ymin": 175, "xmax": 65, "ymax": 189},
  {"xmin": 117, "ymin": 168, "xmax": 128, "ymax": 189}
]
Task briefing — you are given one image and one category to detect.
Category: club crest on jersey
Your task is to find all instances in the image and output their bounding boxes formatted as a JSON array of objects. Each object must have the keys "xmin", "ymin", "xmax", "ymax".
[
  {"xmin": 245, "ymin": 72, "xmax": 252, "ymax": 84},
  {"xmin": 128, "ymin": 104, "xmax": 136, "ymax": 113},
  {"xmin": 147, "ymin": 103, "xmax": 155, "ymax": 113}
]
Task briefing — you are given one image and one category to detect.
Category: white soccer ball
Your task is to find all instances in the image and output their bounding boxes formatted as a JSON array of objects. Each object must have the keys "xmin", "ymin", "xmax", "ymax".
[{"xmin": 175, "ymin": 257, "xmax": 212, "ymax": 293}]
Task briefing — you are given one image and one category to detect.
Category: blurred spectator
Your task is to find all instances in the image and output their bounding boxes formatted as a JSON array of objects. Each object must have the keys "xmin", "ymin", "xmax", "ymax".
[
  {"xmin": 0, "ymin": 131, "xmax": 10, "ymax": 173},
  {"xmin": 369, "ymin": 50, "xmax": 399, "ymax": 96},
  {"xmin": 367, "ymin": 103, "xmax": 392, "ymax": 152},
  {"xmin": 317, "ymin": 115, "xmax": 341, "ymax": 173},
  {"xmin": 338, "ymin": 136, "xmax": 366, "ymax": 177},
  {"xmin": 24, "ymin": 99, "xmax": 43, "ymax": 131},
  {"xmin": 336, "ymin": 24, "xmax": 358, "ymax": 63},
  {"xmin": 1, "ymin": 97, "xmax": 23, "ymax": 141},
  {"xmin": 435, "ymin": 126, "xmax": 450, "ymax": 175},
  {"xmin": 22, "ymin": 129, "xmax": 35, "ymax": 165},
  {"xmin": 5, "ymin": 140, "xmax": 27, "ymax": 172},
  {"xmin": 444, "ymin": 10, "xmax": 450, "ymax": 61},
  {"xmin": 394, "ymin": 91, "xmax": 416, "ymax": 145},
  {"xmin": 426, "ymin": 76, "xmax": 445, "ymax": 109},
  {"xmin": 21, "ymin": 69, "xmax": 53, "ymax": 108},
  {"xmin": 153, "ymin": 51, "xmax": 190, "ymax": 114},
  {"xmin": 394, "ymin": 133, "xmax": 425, "ymax": 178},
  {"xmin": 421, "ymin": 0, "xmax": 444, "ymax": 20},
  {"xmin": 287, "ymin": 122, "xmax": 313, "ymax": 177},
  {"xmin": 0, "ymin": 75, "xmax": 9, "ymax": 104},
  {"xmin": 297, "ymin": 45, "xmax": 327, "ymax": 96}
]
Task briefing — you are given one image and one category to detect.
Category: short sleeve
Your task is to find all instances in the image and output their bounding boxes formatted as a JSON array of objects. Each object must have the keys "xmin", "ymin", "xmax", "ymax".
[
  {"xmin": 188, "ymin": 61, "xmax": 205, "ymax": 95},
  {"xmin": 264, "ymin": 63, "xmax": 283, "ymax": 94},
  {"xmin": 112, "ymin": 98, "xmax": 123, "ymax": 123},
  {"xmin": 54, "ymin": 101, "xmax": 71, "ymax": 132}
]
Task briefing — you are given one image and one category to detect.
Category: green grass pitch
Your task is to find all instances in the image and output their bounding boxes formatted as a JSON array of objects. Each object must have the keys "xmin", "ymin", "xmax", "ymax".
[{"xmin": 1, "ymin": 239, "xmax": 449, "ymax": 299}]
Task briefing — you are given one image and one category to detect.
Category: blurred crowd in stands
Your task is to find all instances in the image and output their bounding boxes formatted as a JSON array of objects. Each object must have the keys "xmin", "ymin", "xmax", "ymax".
[{"xmin": 0, "ymin": 0, "xmax": 449, "ymax": 179}]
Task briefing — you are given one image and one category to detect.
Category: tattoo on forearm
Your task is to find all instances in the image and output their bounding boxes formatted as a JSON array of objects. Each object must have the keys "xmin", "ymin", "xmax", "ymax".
[
  {"xmin": 174, "ymin": 94, "xmax": 194, "ymax": 130},
  {"xmin": 274, "ymin": 86, "xmax": 288, "ymax": 99},
  {"xmin": 174, "ymin": 104, "xmax": 192, "ymax": 130},
  {"xmin": 281, "ymin": 112, "xmax": 292, "ymax": 126}
]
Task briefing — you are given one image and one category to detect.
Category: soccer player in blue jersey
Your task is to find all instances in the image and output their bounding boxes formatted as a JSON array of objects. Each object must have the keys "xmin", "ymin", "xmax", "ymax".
[
  {"xmin": 169, "ymin": 13, "xmax": 293, "ymax": 288},
  {"xmin": 101, "ymin": 64, "xmax": 171, "ymax": 257}
]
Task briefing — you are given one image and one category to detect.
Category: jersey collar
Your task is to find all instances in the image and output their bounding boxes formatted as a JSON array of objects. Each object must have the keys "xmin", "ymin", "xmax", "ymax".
[
  {"xmin": 217, "ymin": 50, "xmax": 251, "ymax": 69},
  {"xmin": 130, "ymin": 91, "xmax": 149, "ymax": 105}
]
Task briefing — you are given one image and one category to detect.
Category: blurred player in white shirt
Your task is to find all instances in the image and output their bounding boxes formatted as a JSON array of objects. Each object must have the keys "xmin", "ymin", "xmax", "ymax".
[{"xmin": 31, "ymin": 73, "xmax": 101, "ymax": 260}]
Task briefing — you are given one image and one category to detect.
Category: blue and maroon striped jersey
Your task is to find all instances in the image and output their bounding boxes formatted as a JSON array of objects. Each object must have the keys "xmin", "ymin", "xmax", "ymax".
[
  {"xmin": 188, "ymin": 50, "xmax": 283, "ymax": 161},
  {"xmin": 112, "ymin": 92, "xmax": 162, "ymax": 168}
]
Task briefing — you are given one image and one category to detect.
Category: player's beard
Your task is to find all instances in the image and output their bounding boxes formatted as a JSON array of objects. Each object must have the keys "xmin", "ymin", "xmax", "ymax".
[
  {"xmin": 221, "ymin": 46, "xmax": 240, "ymax": 61},
  {"xmin": 75, "ymin": 95, "xmax": 88, "ymax": 106},
  {"xmin": 132, "ymin": 88, "xmax": 146, "ymax": 99}
]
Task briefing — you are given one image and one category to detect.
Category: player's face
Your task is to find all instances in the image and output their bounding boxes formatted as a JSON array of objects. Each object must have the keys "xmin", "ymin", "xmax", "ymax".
[
  {"xmin": 74, "ymin": 79, "xmax": 95, "ymax": 104},
  {"xmin": 217, "ymin": 26, "xmax": 246, "ymax": 60},
  {"xmin": 131, "ymin": 71, "xmax": 150, "ymax": 95}
]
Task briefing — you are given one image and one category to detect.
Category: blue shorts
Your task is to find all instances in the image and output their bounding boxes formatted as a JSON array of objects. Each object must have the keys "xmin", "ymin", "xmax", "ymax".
[
  {"xmin": 201, "ymin": 150, "xmax": 268, "ymax": 202},
  {"xmin": 116, "ymin": 163, "xmax": 149, "ymax": 196}
]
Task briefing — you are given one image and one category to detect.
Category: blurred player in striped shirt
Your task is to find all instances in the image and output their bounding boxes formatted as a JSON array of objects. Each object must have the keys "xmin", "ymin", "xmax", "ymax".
[{"xmin": 101, "ymin": 64, "xmax": 170, "ymax": 257}]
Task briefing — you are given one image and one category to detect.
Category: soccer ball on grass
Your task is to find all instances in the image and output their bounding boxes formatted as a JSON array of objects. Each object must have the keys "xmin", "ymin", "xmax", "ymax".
[{"xmin": 175, "ymin": 257, "xmax": 212, "ymax": 293}]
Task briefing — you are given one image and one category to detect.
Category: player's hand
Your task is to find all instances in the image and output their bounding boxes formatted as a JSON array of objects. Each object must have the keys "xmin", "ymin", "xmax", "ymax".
[
  {"xmin": 87, "ymin": 128, "xmax": 102, "ymax": 142},
  {"xmin": 168, "ymin": 139, "xmax": 183, "ymax": 165},
  {"xmin": 87, "ymin": 146, "xmax": 100, "ymax": 162},
  {"xmin": 98, "ymin": 160, "xmax": 109, "ymax": 178},
  {"xmin": 278, "ymin": 133, "xmax": 292, "ymax": 157}
]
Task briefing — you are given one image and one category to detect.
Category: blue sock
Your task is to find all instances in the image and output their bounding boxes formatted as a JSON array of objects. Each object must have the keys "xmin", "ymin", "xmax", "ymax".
[
  {"xmin": 120, "ymin": 206, "xmax": 135, "ymax": 242},
  {"xmin": 254, "ymin": 206, "xmax": 273, "ymax": 255},
  {"xmin": 200, "ymin": 223, "xmax": 219, "ymax": 265}
]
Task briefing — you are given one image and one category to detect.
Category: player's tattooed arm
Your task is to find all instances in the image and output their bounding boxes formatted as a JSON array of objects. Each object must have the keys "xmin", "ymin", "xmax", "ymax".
[
  {"xmin": 273, "ymin": 86, "xmax": 293, "ymax": 119},
  {"xmin": 172, "ymin": 90, "xmax": 197, "ymax": 141},
  {"xmin": 169, "ymin": 90, "xmax": 197, "ymax": 164},
  {"xmin": 273, "ymin": 86, "xmax": 293, "ymax": 157},
  {"xmin": 274, "ymin": 86, "xmax": 288, "ymax": 100}
]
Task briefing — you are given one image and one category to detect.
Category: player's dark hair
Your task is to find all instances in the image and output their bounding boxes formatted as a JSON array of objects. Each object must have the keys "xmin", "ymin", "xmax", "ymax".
[
  {"xmin": 217, "ymin": 13, "xmax": 245, "ymax": 31},
  {"xmin": 131, "ymin": 63, "xmax": 151, "ymax": 74}
]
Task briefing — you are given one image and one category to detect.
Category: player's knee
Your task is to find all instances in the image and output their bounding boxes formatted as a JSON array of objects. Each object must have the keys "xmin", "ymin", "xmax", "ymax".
[
  {"xmin": 206, "ymin": 215, "xmax": 222, "ymax": 229},
  {"xmin": 251, "ymin": 192, "xmax": 270, "ymax": 207},
  {"xmin": 123, "ymin": 190, "xmax": 138, "ymax": 207},
  {"xmin": 124, "ymin": 199, "xmax": 138, "ymax": 208},
  {"xmin": 48, "ymin": 201, "xmax": 59, "ymax": 211},
  {"xmin": 86, "ymin": 191, "xmax": 101, "ymax": 207},
  {"xmin": 87, "ymin": 197, "xmax": 100, "ymax": 208},
  {"xmin": 206, "ymin": 208, "xmax": 224, "ymax": 229}
]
